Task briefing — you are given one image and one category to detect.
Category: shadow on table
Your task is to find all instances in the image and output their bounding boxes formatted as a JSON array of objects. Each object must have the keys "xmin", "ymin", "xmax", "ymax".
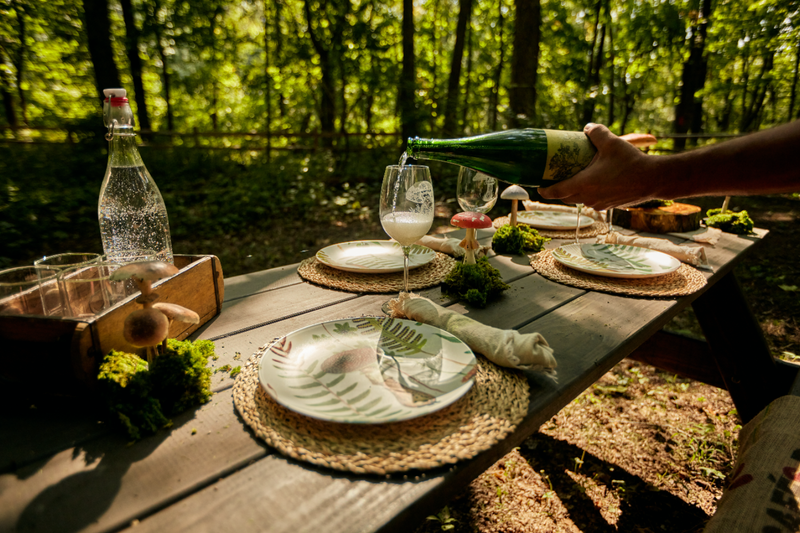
[{"xmin": 13, "ymin": 405, "xmax": 201, "ymax": 533}]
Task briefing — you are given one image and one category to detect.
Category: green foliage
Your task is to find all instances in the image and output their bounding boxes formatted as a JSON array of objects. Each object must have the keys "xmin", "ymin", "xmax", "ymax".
[
  {"xmin": 97, "ymin": 350, "xmax": 171, "ymax": 441},
  {"xmin": 426, "ymin": 506, "xmax": 458, "ymax": 531},
  {"xmin": 442, "ymin": 256, "xmax": 510, "ymax": 308},
  {"xmin": 705, "ymin": 208, "xmax": 755, "ymax": 234},
  {"xmin": 491, "ymin": 223, "xmax": 550, "ymax": 255},
  {"xmin": 97, "ymin": 339, "xmax": 216, "ymax": 441},
  {"xmin": 150, "ymin": 338, "xmax": 215, "ymax": 415}
]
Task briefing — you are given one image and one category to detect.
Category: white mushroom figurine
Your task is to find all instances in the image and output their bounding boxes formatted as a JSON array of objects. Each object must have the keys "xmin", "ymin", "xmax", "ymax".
[
  {"xmin": 501, "ymin": 185, "xmax": 529, "ymax": 227},
  {"xmin": 451, "ymin": 212, "xmax": 492, "ymax": 265},
  {"xmin": 109, "ymin": 261, "xmax": 197, "ymax": 362}
]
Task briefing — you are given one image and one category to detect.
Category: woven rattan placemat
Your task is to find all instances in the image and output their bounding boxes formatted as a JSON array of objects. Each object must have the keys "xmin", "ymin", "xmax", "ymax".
[
  {"xmin": 297, "ymin": 252, "xmax": 456, "ymax": 294},
  {"xmin": 530, "ymin": 249, "xmax": 707, "ymax": 298},
  {"xmin": 233, "ymin": 347, "xmax": 529, "ymax": 475},
  {"xmin": 492, "ymin": 215, "xmax": 606, "ymax": 239}
]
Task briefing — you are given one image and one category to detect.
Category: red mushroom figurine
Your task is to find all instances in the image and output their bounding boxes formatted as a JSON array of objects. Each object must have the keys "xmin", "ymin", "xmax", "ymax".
[{"xmin": 451, "ymin": 212, "xmax": 492, "ymax": 264}]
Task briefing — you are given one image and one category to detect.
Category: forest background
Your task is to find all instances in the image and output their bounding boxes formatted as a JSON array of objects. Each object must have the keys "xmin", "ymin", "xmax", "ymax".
[
  {"xmin": 1, "ymin": 0, "xmax": 799, "ymax": 275},
  {"xmin": 2, "ymin": 0, "xmax": 800, "ymax": 530}
]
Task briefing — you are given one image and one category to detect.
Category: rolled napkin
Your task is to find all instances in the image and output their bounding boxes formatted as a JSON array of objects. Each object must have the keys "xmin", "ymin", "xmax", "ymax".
[
  {"xmin": 522, "ymin": 200, "xmax": 605, "ymax": 223},
  {"xmin": 596, "ymin": 231, "xmax": 710, "ymax": 269},
  {"xmin": 389, "ymin": 292, "xmax": 557, "ymax": 376},
  {"xmin": 414, "ymin": 234, "xmax": 489, "ymax": 259},
  {"xmin": 668, "ymin": 227, "xmax": 723, "ymax": 246}
]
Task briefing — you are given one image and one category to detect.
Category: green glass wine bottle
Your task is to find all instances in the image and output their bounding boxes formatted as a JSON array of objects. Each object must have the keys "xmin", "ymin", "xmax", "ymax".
[{"xmin": 406, "ymin": 128, "xmax": 597, "ymax": 187}]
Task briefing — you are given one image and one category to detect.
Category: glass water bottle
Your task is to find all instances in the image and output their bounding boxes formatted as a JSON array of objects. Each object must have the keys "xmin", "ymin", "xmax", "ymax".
[{"xmin": 98, "ymin": 88, "xmax": 174, "ymax": 264}]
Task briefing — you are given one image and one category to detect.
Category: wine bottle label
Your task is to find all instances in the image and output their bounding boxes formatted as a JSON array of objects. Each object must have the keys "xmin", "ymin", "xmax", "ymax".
[{"xmin": 543, "ymin": 130, "xmax": 596, "ymax": 182}]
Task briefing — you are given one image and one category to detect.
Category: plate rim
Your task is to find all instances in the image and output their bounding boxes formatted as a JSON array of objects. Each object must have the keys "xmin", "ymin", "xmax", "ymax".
[
  {"xmin": 519, "ymin": 210, "xmax": 595, "ymax": 230},
  {"xmin": 315, "ymin": 240, "xmax": 435, "ymax": 273},
  {"xmin": 552, "ymin": 243, "xmax": 681, "ymax": 279},
  {"xmin": 257, "ymin": 317, "xmax": 477, "ymax": 424}
]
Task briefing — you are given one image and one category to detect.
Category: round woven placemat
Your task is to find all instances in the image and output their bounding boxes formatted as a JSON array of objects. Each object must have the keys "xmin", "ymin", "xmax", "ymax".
[
  {"xmin": 297, "ymin": 252, "xmax": 456, "ymax": 294},
  {"xmin": 493, "ymin": 215, "xmax": 606, "ymax": 239},
  {"xmin": 233, "ymin": 347, "xmax": 529, "ymax": 475},
  {"xmin": 530, "ymin": 249, "xmax": 707, "ymax": 298}
]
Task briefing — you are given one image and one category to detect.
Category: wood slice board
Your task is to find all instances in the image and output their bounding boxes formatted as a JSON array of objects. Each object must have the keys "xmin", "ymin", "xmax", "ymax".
[{"xmin": 612, "ymin": 202, "xmax": 702, "ymax": 233}]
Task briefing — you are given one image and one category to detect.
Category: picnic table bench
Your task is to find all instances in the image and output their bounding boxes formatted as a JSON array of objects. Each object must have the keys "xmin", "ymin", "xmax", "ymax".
[{"xmin": 1, "ymin": 225, "xmax": 794, "ymax": 533}]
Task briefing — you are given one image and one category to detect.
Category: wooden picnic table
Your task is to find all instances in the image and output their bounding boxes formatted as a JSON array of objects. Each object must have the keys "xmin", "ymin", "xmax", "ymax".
[{"xmin": 1, "ymin": 225, "xmax": 795, "ymax": 533}]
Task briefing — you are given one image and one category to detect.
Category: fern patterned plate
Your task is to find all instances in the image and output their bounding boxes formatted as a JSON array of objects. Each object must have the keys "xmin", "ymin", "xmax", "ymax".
[
  {"xmin": 518, "ymin": 210, "xmax": 594, "ymax": 230},
  {"xmin": 316, "ymin": 240, "xmax": 435, "ymax": 273},
  {"xmin": 258, "ymin": 317, "xmax": 478, "ymax": 424},
  {"xmin": 552, "ymin": 244, "xmax": 681, "ymax": 279}
]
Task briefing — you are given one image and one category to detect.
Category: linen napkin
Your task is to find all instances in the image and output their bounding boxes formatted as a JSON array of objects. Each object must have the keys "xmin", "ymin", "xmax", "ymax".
[
  {"xmin": 414, "ymin": 235, "xmax": 490, "ymax": 259},
  {"xmin": 595, "ymin": 231, "xmax": 710, "ymax": 269},
  {"xmin": 389, "ymin": 292, "xmax": 557, "ymax": 376},
  {"xmin": 668, "ymin": 227, "xmax": 723, "ymax": 246},
  {"xmin": 522, "ymin": 200, "xmax": 605, "ymax": 223}
]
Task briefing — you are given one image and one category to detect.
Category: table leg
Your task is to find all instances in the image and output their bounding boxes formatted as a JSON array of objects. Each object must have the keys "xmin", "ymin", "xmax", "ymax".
[{"xmin": 692, "ymin": 271, "xmax": 794, "ymax": 423}]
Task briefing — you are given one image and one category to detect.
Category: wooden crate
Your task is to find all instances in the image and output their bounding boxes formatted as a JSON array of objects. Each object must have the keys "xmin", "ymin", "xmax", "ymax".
[{"xmin": 0, "ymin": 254, "xmax": 224, "ymax": 394}]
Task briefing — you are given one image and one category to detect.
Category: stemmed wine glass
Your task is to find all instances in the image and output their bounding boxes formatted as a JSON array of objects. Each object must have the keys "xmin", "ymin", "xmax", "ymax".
[
  {"xmin": 574, "ymin": 203, "xmax": 584, "ymax": 244},
  {"xmin": 380, "ymin": 165, "xmax": 434, "ymax": 302},
  {"xmin": 457, "ymin": 167, "xmax": 498, "ymax": 214}
]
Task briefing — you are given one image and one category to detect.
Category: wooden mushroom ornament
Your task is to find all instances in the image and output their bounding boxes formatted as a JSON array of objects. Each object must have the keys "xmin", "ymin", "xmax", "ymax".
[
  {"xmin": 451, "ymin": 212, "xmax": 492, "ymax": 265},
  {"xmin": 109, "ymin": 261, "xmax": 197, "ymax": 363},
  {"xmin": 501, "ymin": 185, "xmax": 529, "ymax": 227}
]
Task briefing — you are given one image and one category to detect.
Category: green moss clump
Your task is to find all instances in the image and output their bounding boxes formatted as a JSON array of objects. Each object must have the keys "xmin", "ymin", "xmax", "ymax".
[
  {"xmin": 150, "ymin": 338, "xmax": 215, "ymax": 416},
  {"xmin": 442, "ymin": 256, "xmax": 510, "ymax": 308},
  {"xmin": 631, "ymin": 199, "xmax": 674, "ymax": 208},
  {"xmin": 97, "ymin": 351, "xmax": 170, "ymax": 441},
  {"xmin": 492, "ymin": 223, "xmax": 550, "ymax": 255},
  {"xmin": 705, "ymin": 208, "xmax": 754, "ymax": 235},
  {"xmin": 97, "ymin": 339, "xmax": 216, "ymax": 441}
]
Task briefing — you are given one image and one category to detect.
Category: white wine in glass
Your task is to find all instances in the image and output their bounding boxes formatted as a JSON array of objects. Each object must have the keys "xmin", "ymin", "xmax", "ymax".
[
  {"xmin": 457, "ymin": 167, "xmax": 498, "ymax": 214},
  {"xmin": 380, "ymin": 165, "xmax": 434, "ymax": 297}
]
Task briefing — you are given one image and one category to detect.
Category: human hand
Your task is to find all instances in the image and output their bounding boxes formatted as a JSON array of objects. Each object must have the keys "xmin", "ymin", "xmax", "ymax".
[{"xmin": 538, "ymin": 124, "xmax": 662, "ymax": 211}]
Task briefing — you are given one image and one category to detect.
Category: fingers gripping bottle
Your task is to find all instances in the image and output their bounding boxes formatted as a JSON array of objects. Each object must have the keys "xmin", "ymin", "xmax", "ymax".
[{"xmin": 98, "ymin": 88, "xmax": 174, "ymax": 264}]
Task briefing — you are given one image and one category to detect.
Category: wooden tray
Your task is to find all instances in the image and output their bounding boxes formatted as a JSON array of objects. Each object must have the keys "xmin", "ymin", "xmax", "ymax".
[
  {"xmin": 0, "ymin": 254, "xmax": 224, "ymax": 394},
  {"xmin": 613, "ymin": 202, "xmax": 702, "ymax": 233}
]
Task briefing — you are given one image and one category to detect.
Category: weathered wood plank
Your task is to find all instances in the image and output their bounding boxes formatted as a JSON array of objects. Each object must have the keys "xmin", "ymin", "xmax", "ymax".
[
  {"xmin": 0, "ymin": 388, "xmax": 267, "ymax": 533},
  {"xmin": 222, "ymin": 263, "xmax": 302, "ymax": 302}
]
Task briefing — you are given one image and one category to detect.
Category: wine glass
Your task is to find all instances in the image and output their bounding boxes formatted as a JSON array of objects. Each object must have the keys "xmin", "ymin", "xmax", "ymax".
[
  {"xmin": 380, "ymin": 165, "xmax": 434, "ymax": 299},
  {"xmin": 457, "ymin": 167, "xmax": 498, "ymax": 214},
  {"xmin": 574, "ymin": 203, "xmax": 584, "ymax": 244}
]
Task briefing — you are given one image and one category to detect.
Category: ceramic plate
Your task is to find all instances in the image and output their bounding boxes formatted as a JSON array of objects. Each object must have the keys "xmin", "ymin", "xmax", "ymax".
[
  {"xmin": 552, "ymin": 243, "xmax": 681, "ymax": 279},
  {"xmin": 316, "ymin": 240, "xmax": 435, "ymax": 274},
  {"xmin": 518, "ymin": 210, "xmax": 594, "ymax": 230},
  {"xmin": 258, "ymin": 317, "xmax": 477, "ymax": 424}
]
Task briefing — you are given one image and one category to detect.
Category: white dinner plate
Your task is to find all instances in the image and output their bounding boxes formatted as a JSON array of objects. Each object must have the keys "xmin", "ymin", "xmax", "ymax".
[
  {"xmin": 258, "ymin": 317, "xmax": 477, "ymax": 424},
  {"xmin": 316, "ymin": 240, "xmax": 435, "ymax": 274},
  {"xmin": 518, "ymin": 210, "xmax": 594, "ymax": 230},
  {"xmin": 552, "ymin": 243, "xmax": 681, "ymax": 279}
]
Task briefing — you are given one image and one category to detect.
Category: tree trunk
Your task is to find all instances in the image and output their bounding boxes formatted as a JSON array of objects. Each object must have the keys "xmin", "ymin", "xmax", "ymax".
[
  {"xmin": 81, "ymin": 0, "xmax": 122, "ymax": 106},
  {"xmin": 460, "ymin": 20, "xmax": 473, "ymax": 130},
  {"xmin": 0, "ymin": 70, "xmax": 18, "ymax": 128},
  {"xmin": 488, "ymin": 0, "xmax": 505, "ymax": 131},
  {"xmin": 303, "ymin": 0, "xmax": 336, "ymax": 147},
  {"xmin": 673, "ymin": 0, "xmax": 712, "ymax": 150},
  {"xmin": 151, "ymin": 0, "xmax": 173, "ymax": 131},
  {"xmin": 509, "ymin": 0, "xmax": 541, "ymax": 127},
  {"xmin": 741, "ymin": 52, "xmax": 774, "ymax": 132},
  {"xmin": 581, "ymin": 0, "xmax": 604, "ymax": 125},
  {"xmin": 789, "ymin": 39, "xmax": 799, "ymax": 120},
  {"xmin": 607, "ymin": 22, "xmax": 615, "ymax": 127},
  {"xmin": 119, "ymin": 0, "xmax": 150, "ymax": 132},
  {"xmin": 397, "ymin": 0, "xmax": 416, "ymax": 143},
  {"xmin": 11, "ymin": 0, "xmax": 27, "ymax": 124},
  {"xmin": 442, "ymin": 0, "xmax": 472, "ymax": 136}
]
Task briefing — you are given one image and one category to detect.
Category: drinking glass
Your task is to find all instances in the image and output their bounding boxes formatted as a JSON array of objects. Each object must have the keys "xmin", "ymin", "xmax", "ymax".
[
  {"xmin": 457, "ymin": 167, "xmax": 498, "ymax": 214},
  {"xmin": 380, "ymin": 165, "xmax": 434, "ymax": 296},
  {"xmin": 58, "ymin": 264, "xmax": 115, "ymax": 318},
  {"xmin": 34, "ymin": 253, "xmax": 103, "ymax": 315},
  {"xmin": 103, "ymin": 249, "xmax": 157, "ymax": 302},
  {"xmin": 0, "ymin": 266, "xmax": 61, "ymax": 316}
]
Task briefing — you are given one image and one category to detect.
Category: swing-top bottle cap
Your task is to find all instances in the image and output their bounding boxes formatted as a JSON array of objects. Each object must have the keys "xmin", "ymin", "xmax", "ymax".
[
  {"xmin": 103, "ymin": 88, "xmax": 128, "ymax": 107},
  {"xmin": 103, "ymin": 88, "xmax": 134, "ymax": 128}
]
